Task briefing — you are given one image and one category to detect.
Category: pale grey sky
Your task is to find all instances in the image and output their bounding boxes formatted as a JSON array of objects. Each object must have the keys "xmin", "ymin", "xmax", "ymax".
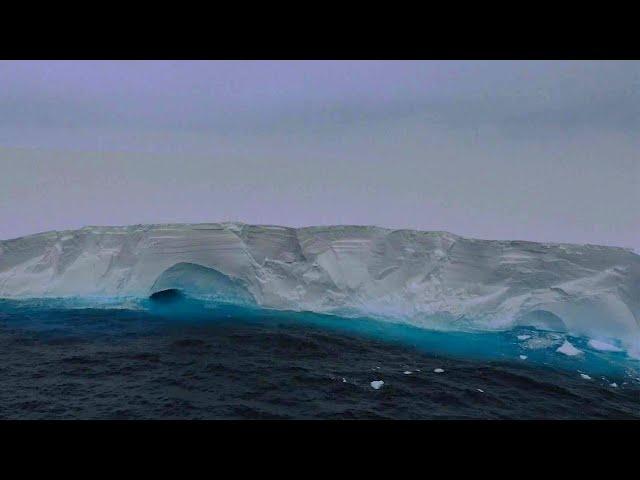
[{"xmin": 0, "ymin": 61, "xmax": 638, "ymax": 250}]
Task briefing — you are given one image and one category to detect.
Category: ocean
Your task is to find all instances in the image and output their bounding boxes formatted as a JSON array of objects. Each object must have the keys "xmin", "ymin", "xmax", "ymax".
[{"xmin": 0, "ymin": 297, "xmax": 638, "ymax": 419}]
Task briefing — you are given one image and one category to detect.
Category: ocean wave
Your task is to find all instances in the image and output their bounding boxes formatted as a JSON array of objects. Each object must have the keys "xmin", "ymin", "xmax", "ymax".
[{"xmin": 1, "ymin": 295, "xmax": 639, "ymax": 379}]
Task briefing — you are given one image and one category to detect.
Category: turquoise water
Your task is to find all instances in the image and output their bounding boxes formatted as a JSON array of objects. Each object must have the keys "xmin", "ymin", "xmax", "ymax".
[
  {"xmin": 2, "ymin": 296, "xmax": 637, "ymax": 378},
  {"xmin": 1, "ymin": 296, "xmax": 639, "ymax": 419}
]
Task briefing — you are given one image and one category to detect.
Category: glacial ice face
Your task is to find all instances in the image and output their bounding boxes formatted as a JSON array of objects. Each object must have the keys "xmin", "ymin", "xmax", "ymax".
[{"xmin": 0, "ymin": 222, "xmax": 639, "ymax": 351}]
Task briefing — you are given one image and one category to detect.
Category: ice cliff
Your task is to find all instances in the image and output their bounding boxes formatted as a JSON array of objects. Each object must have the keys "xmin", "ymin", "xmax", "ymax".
[{"xmin": 1, "ymin": 223, "xmax": 638, "ymax": 351}]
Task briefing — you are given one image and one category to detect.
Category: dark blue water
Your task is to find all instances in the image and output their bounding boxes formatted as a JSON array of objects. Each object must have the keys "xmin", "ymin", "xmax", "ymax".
[{"xmin": 0, "ymin": 297, "xmax": 639, "ymax": 419}]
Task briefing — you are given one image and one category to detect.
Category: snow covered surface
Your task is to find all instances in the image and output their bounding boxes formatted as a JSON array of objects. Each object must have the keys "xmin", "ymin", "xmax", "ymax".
[{"xmin": 1, "ymin": 222, "xmax": 639, "ymax": 353}]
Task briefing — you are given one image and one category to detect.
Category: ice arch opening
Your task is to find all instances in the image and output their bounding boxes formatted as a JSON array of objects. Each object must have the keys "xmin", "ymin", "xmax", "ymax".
[
  {"xmin": 516, "ymin": 309, "xmax": 567, "ymax": 332},
  {"xmin": 149, "ymin": 288, "xmax": 185, "ymax": 303},
  {"xmin": 149, "ymin": 262, "xmax": 255, "ymax": 305}
]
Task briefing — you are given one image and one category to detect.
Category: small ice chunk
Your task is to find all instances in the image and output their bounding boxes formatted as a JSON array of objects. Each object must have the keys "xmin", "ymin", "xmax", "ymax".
[
  {"xmin": 476, "ymin": 388, "xmax": 484, "ymax": 393},
  {"xmin": 517, "ymin": 335, "xmax": 531, "ymax": 341},
  {"xmin": 434, "ymin": 368, "xmax": 445, "ymax": 373},
  {"xmin": 580, "ymin": 373, "xmax": 592, "ymax": 380},
  {"xmin": 526, "ymin": 336, "xmax": 559, "ymax": 350},
  {"xmin": 610, "ymin": 382, "xmax": 618, "ymax": 388},
  {"xmin": 342, "ymin": 378, "xmax": 347, "ymax": 383},
  {"xmin": 557, "ymin": 340, "xmax": 582, "ymax": 356},
  {"xmin": 587, "ymin": 339, "xmax": 623, "ymax": 352},
  {"xmin": 370, "ymin": 380, "xmax": 384, "ymax": 390},
  {"xmin": 403, "ymin": 371, "xmax": 412, "ymax": 375},
  {"xmin": 519, "ymin": 355, "xmax": 528, "ymax": 360}
]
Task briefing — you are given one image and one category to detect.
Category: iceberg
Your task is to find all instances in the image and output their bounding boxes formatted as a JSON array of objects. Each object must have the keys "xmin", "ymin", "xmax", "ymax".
[
  {"xmin": 556, "ymin": 340, "xmax": 582, "ymax": 356},
  {"xmin": 587, "ymin": 339, "xmax": 623, "ymax": 352},
  {"xmin": 1, "ymin": 222, "xmax": 639, "ymax": 353}
]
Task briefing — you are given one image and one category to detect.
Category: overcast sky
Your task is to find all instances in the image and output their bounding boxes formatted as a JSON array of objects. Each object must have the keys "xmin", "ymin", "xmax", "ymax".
[{"xmin": 0, "ymin": 60, "xmax": 638, "ymax": 250}]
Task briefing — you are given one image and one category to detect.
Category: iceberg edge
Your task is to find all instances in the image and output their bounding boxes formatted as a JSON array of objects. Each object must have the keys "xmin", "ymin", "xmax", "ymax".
[{"xmin": 1, "ymin": 222, "xmax": 638, "ymax": 353}]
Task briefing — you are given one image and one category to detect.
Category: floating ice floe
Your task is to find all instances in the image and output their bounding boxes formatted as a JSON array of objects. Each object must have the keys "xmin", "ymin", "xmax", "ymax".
[
  {"xmin": 610, "ymin": 382, "xmax": 618, "ymax": 388},
  {"xmin": 524, "ymin": 334, "xmax": 563, "ymax": 350},
  {"xmin": 587, "ymin": 339, "xmax": 623, "ymax": 352},
  {"xmin": 580, "ymin": 373, "xmax": 592, "ymax": 380},
  {"xmin": 434, "ymin": 368, "xmax": 445, "ymax": 373},
  {"xmin": 517, "ymin": 335, "xmax": 532, "ymax": 341},
  {"xmin": 370, "ymin": 380, "xmax": 384, "ymax": 390},
  {"xmin": 519, "ymin": 355, "xmax": 528, "ymax": 360},
  {"xmin": 403, "ymin": 371, "xmax": 412, "ymax": 375},
  {"xmin": 342, "ymin": 378, "xmax": 347, "ymax": 383},
  {"xmin": 477, "ymin": 388, "xmax": 484, "ymax": 393},
  {"xmin": 557, "ymin": 340, "xmax": 582, "ymax": 356}
]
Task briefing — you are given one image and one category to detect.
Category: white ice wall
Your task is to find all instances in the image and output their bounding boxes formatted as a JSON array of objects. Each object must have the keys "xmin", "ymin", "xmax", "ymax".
[{"xmin": 1, "ymin": 223, "xmax": 638, "ymax": 350}]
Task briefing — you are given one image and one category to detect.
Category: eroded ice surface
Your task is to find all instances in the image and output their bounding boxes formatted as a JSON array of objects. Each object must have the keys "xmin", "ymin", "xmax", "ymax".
[{"xmin": 1, "ymin": 222, "xmax": 639, "ymax": 354}]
